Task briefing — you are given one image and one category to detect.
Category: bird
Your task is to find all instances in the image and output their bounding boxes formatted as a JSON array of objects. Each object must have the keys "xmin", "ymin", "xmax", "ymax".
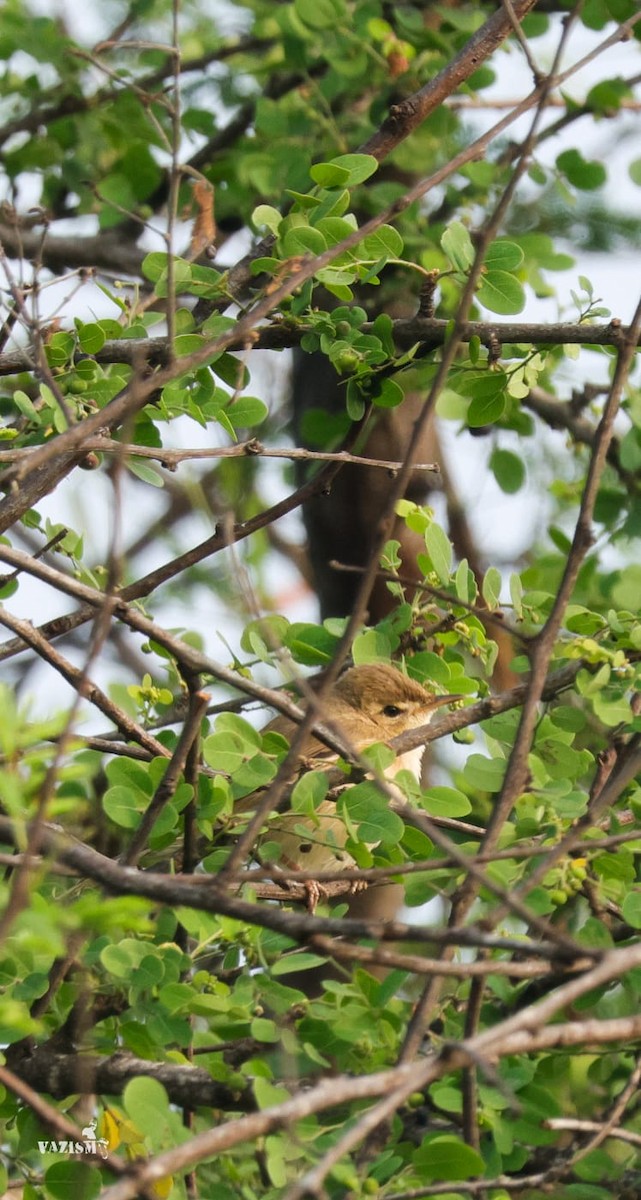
[{"xmin": 236, "ymin": 662, "xmax": 461, "ymax": 909}]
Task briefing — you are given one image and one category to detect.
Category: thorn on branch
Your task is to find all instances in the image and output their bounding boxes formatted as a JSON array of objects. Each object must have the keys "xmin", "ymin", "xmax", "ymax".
[
  {"xmin": 417, "ymin": 270, "xmax": 439, "ymax": 318},
  {"xmin": 486, "ymin": 330, "xmax": 502, "ymax": 365}
]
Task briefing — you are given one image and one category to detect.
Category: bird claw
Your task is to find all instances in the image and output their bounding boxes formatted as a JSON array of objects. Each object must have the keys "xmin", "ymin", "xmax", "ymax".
[
  {"xmin": 304, "ymin": 880, "xmax": 328, "ymax": 913},
  {"xmin": 304, "ymin": 878, "xmax": 368, "ymax": 911}
]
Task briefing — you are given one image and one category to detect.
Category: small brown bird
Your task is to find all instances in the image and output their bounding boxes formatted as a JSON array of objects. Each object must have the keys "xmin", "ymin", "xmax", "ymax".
[{"xmin": 241, "ymin": 663, "xmax": 461, "ymax": 906}]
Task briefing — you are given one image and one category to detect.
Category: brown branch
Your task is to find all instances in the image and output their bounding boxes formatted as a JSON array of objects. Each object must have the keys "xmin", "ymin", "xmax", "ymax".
[
  {"xmin": 523, "ymin": 384, "xmax": 633, "ymax": 487},
  {"xmin": 0, "ymin": 36, "xmax": 272, "ymax": 149},
  {"xmin": 0, "ymin": 605, "xmax": 171, "ymax": 760},
  {"xmin": 545, "ymin": 1117, "xmax": 641, "ymax": 1150},
  {"xmin": 0, "ymin": 319, "xmax": 634, "ymax": 381},
  {"xmin": 359, "ymin": 0, "xmax": 539, "ymax": 161},
  {"xmin": 5, "ymin": 1046, "xmax": 252, "ymax": 1113},
  {"xmin": 0, "ymin": 424, "xmax": 372, "ymax": 661},
  {"xmin": 0, "ymin": 436, "xmax": 440, "ymax": 475},
  {"xmin": 393, "ymin": 4, "xmax": 588, "ymax": 1083},
  {"xmin": 451, "ymin": 293, "xmax": 641, "ymax": 927},
  {"xmin": 0, "ymin": 222, "xmax": 146, "ymax": 277},
  {"xmin": 0, "ymin": 1062, "xmax": 127, "ymax": 1176},
  {"xmin": 99, "ymin": 998, "xmax": 641, "ymax": 1200},
  {"xmin": 0, "ymin": 814, "xmax": 589, "ymax": 960},
  {"xmin": 122, "ymin": 689, "xmax": 210, "ymax": 866},
  {"xmin": 308, "ymin": 936, "xmax": 590, "ymax": 980}
]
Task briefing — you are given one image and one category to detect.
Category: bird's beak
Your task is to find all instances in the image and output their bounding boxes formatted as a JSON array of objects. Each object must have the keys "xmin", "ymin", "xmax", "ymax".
[{"xmin": 429, "ymin": 693, "xmax": 465, "ymax": 710}]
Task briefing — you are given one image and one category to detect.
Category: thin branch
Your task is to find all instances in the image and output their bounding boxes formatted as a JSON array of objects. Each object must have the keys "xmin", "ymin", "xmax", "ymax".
[
  {"xmin": 569, "ymin": 1054, "xmax": 641, "ymax": 1164},
  {"xmin": 451, "ymin": 292, "xmax": 641, "ymax": 925},
  {"xmin": 0, "ymin": 422, "xmax": 374, "ymax": 661},
  {"xmin": 545, "ymin": 1117, "xmax": 641, "ymax": 1149},
  {"xmin": 122, "ymin": 689, "xmax": 210, "ymax": 866},
  {"xmin": 0, "ymin": 605, "xmax": 172, "ymax": 759},
  {"xmin": 0, "ymin": 35, "xmax": 272, "ymax": 148},
  {"xmin": 397, "ymin": 0, "xmax": 588, "ymax": 1079},
  {"xmin": 308, "ymin": 936, "xmax": 591, "ymax": 980},
  {"xmin": 0, "ymin": 436, "xmax": 440, "ymax": 475}
]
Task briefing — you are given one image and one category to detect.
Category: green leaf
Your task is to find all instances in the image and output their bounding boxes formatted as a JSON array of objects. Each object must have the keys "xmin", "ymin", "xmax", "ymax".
[
  {"xmin": 253, "ymin": 1077, "xmax": 290, "ymax": 1108},
  {"xmin": 462, "ymin": 753, "xmax": 506, "ymax": 791},
  {"xmin": 45, "ymin": 332, "xmax": 75, "ymax": 367},
  {"xmin": 215, "ymin": 713, "xmax": 263, "ymax": 748},
  {"xmin": 44, "ymin": 1162, "xmax": 101, "ymax": 1200},
  {"xmin": 127, "ymin": 459, "xmax": 164, "ymax": 488},
  {"xmin": 424, "ymin": 522, "xmax": 452, "ymax": 585},
  {"xmin": 103, "ymin": 786, "xmax": 146, "ymax": 829},
  {"xmin": 250, "ymin": 1016, "xmax": 279, "ymax": 1042},
  {"xmin": 282, "ymin": 224, "xmax": 327, "ymax": 256},
  {"xmin": 373, "ymin": 378, "xmax": 404, "ymax": 408},
  {"xmin": 142, "ymin": 251, "xmax": 170, "ymax": 282},
  {"xmin": 467, "ymin": 390, "xmax": 506, "ymax": 428},
  {"xmin": 421, "ymin": 786, "xmax": 471, "ymax": 818},
  {"xmin": 203, "ymin": 732, "xmax": 251, "ymax": 775},
  {"xmin": 484, "ymin": 240, "xmax": 524, "ymax": 272},
  {"xmin": 224, "ymin": 396, "xmax": 269, "ymax": 429},
  {"xmin": 123, "ymin": 1075, "xmax": 170, "ymax": 1137},
  {"xmin": 271, "ymin": 952, "xmax": 328, "ymax": 976},
  {"xmin": 240, "ymin": 615, "xmax": 290, "ymax": 656},
  {"xmin": 482, "ymin": 566, "xmax": 502, "ymax": 609},
  {"xmin": 291, "ymin": 771, "xmax": 329, "ymax": 814},
  {"xmin": 252, "ymin": 204, "xmax": 282, "ymax": 233},
  {"xmin": 294, "ymin": 0, "xmax": 346, "ymax": 29},
  {"xmin": 361, "ymin": 225, "xmax": 403, "ymax": 259},
  {"xmin": 339, "ymin": 781, "xmax": 404, "ymax": 845},
  {"xmin": 477, "ymin": 269, "xmax": 525, "ymax": 314},
  {"xmin": 284, "ymin": 622, "xmax": 340, "ymax": 665},
  {"xmin": 622, "ymin": 891, "xmax": 641, "ymax": 929},
  {"xmin": 101, "ymin": 939, "xmax": 148, "ymax": 979},
  {"xmin": 510, "ymin": 572, "xmax": 524, "ymax": 619},
  {"xmin": 557, "ymin": 148, "xmax": 607, "ymax": 190},
  {"xmin": 441, "ymin": 221, "xmax": 475, "ymax": 272},
  {"xmin": 13, "ymin": 389, "xmax": 40, "ymax": 421},
  {"xmin": 346, "ymin": 379, "xmax": 365, "ymax": 420},
  {"xmin": 413, "ymin": 1135, "xmax": 485, "ymax": 1181},
  {"xmin": 352, "ymin": 629, "xmax": 395, "ymax": 663},
  {"xmin": 455, "ymin": 558, "xmax": 476, "ymax": 604},
  {"xmin": 325, "ymin": 153, "xmax": 378, "ymax": 185},
  {"xmin": 76, "ymin": 322, "xmax": 106, "ymax": 354},
  {"xmin": 309, "ymin": 162, "xmax": 351, "ymax": 188},
  {"xmin": 490, "ymin": 448, "xmax": 526, "ymax": 493}
]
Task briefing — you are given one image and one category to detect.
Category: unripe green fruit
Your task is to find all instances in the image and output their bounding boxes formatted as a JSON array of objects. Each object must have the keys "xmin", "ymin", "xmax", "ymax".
[{"xmin": 334, "ymin": 348, "xmax": 360, "ymax": 373}]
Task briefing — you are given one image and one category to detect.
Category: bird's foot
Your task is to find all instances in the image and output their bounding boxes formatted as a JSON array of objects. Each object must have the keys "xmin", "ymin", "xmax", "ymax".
[{"xmin": 304, "ymin": 880, "xmax": 330, "ymax": 913}]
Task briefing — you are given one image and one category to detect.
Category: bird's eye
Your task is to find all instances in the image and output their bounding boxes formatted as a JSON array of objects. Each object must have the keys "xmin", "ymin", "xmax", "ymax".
[{"xmin": 382, "ymin": 704, "xmax": 403, "ymax": 718}]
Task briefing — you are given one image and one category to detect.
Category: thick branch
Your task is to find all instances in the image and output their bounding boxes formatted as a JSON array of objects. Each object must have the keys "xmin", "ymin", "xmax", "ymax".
[
  {"xmin": 6, "ymin": 1046, "xmax": 252, "ymax": 1112},
  {"xmin": 359, "ymin": 0, "xmax": 539, "ymax": 160},
  {"xmin": 0, "ymin": 319, "xmax": 634, "ymax": 379},
  {"xmin": 0, "ymin": 222, "xmax": 146, "ymax": 277}
]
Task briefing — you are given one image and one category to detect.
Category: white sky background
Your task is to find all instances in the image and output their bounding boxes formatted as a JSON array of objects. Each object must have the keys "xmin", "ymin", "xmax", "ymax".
[{"xmin": 3, "ymin": 5, "xmax": 641, "ymax": 718}]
